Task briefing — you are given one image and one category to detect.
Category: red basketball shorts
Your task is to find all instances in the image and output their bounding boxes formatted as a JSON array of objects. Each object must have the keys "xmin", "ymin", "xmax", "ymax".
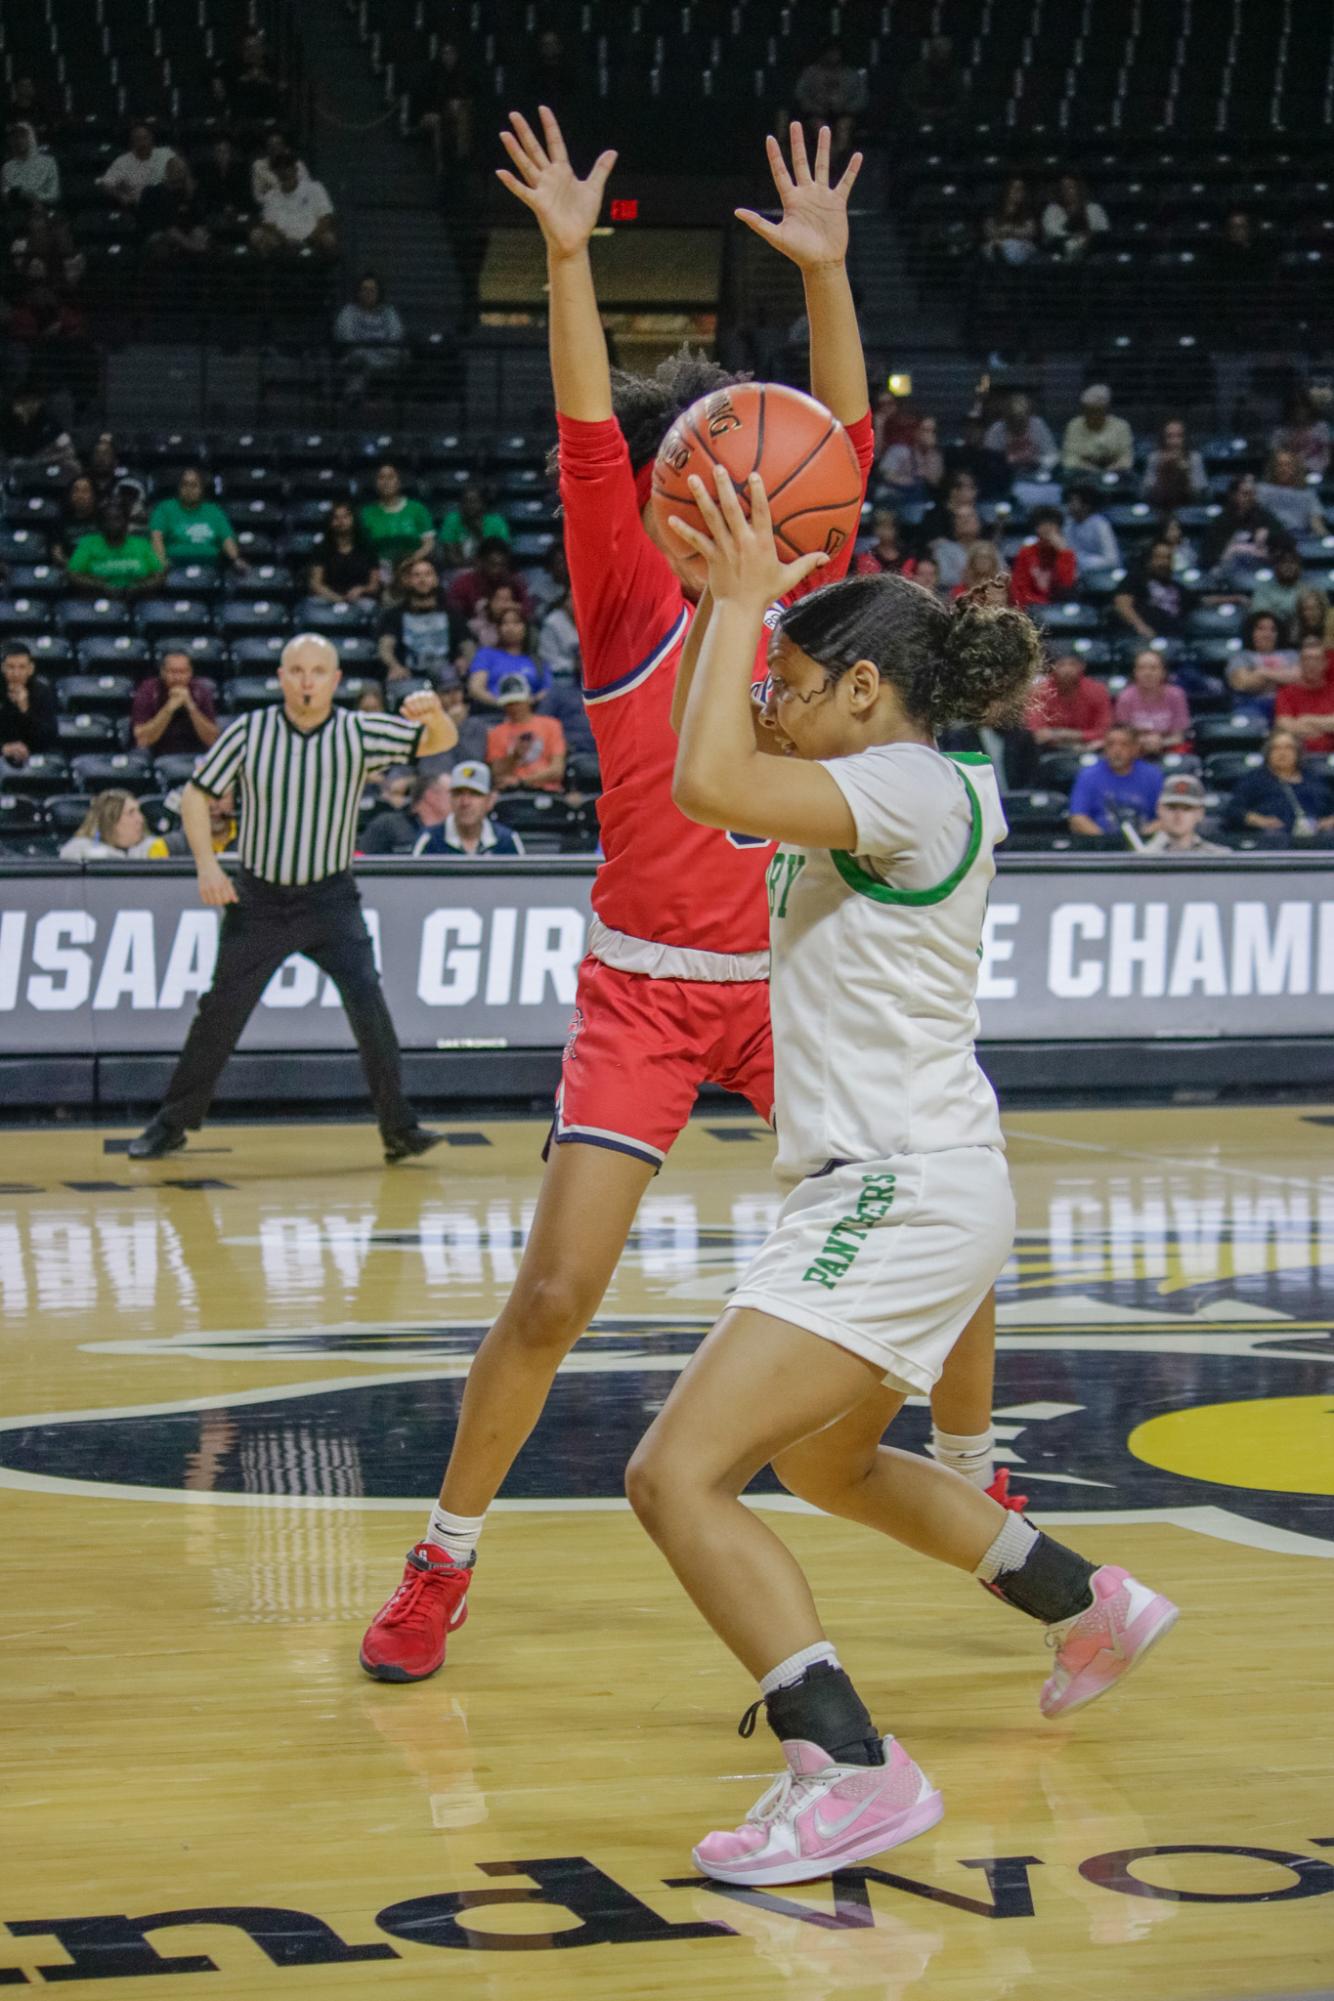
[{"xmin": 551, "ymin": 954, "xmax": 774, "ymax": 1170}]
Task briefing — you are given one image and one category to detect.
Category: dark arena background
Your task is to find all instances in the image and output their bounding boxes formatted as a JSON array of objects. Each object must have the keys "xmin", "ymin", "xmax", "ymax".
[{"xmin": 1, "ymin": 6, "xmax": 1332, "ymax": 2001}]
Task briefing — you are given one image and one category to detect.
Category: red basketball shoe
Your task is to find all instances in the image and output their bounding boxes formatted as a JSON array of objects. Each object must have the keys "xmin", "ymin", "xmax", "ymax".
[
  {"xmin": 359, "ymin": 1544, "xmax": 473, "ymax": 1682},
  {"xmin": 986, "ymin": 1468, "xmax": 1029, "ymax": 1512}
]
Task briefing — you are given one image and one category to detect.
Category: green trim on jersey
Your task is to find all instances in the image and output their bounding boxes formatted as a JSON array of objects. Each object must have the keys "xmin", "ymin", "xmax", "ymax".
[{"xmin": 830, "ymin": 757, "xmax": 984, "ymax": 908}]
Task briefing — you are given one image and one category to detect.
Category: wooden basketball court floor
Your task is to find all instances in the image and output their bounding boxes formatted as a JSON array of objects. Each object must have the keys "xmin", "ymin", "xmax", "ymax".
[{"xmin": 1, "ymin": 1104, "xmax": 1332, "ymax": 2000}]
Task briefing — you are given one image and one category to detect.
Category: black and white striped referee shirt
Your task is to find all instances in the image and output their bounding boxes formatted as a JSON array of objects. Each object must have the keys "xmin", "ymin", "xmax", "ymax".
[{"xmin": 191, "ymin": 706, "xmax": 423, "ymax": 886}]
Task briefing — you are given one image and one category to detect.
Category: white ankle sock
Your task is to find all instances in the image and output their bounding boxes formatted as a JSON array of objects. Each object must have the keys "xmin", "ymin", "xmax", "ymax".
[
  {"xmin": 759, "ymin": 1641, "xmax": 841, "ymax": 1697},
  {"xmin": 931, "ymin": 1425, "xmax": 996, "ymax": 1489},
  {"xmin": 973, "ymin": 1510, "xmax": 1038, "ymax": 1584},
  {"xmin": 424, "ymin": 1504, "xmax": 485, "ymax": 1566}
]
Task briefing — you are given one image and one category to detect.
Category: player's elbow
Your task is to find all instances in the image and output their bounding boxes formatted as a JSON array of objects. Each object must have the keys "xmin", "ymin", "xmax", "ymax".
[{"xmin": 671, "ymin": 768, "xmax": 726, "ymax": 827}]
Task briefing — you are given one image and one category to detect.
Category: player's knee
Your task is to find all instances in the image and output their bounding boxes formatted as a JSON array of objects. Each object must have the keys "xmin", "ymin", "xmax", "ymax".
[
  {"xmin": 505, "ymin": 1269, "xmax": 595, "ymax": 1356},
  {"xmin": 624, "ymin": 1435, "xmax": 671, "ymax": 1529}
]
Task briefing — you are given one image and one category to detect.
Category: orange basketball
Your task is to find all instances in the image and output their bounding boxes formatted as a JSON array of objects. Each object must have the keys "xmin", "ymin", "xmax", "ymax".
[{"xmin": 651, "ymin": 381, "xmax": 863, "ymax": 564}]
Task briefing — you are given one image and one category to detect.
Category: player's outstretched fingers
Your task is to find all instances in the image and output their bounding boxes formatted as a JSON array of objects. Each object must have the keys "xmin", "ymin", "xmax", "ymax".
[
  {"xmin": 507, "ymin": 110, "xmax": 549, "ymax": 169},
  {"xmin": 836, "ymin": 150, "xmax": 864, "ymax": 196},
  {"xmin": 685, "ymin": 471, "xmax": 732, "ymax": 547},
  {"xmin": 713, "ymin": 463, "xmax": 754, "ymax": 540},
  {"xmin": 813, "ymin": 125, "xmax": 831, "ymax": 185},
  {"xmin": 765, "ymin": 131, "xmax": 795, "ymax": 198},
  {"xmin": 536, "ymin": 105, "xmax": 567, "ymax": 160},
  {"xmin": 788, "ymin": 119, "xmax": 811, "ymax": 182}
]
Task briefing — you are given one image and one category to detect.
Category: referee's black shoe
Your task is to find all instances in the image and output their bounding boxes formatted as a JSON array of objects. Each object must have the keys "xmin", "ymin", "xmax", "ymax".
[
  {"xmin": 127, "ymin": 1117, "xmax": 187, "ymax": 1161},
  {"xmin": 383, "ymin": 1126, "xmax": 445, "ymax": 1165}
]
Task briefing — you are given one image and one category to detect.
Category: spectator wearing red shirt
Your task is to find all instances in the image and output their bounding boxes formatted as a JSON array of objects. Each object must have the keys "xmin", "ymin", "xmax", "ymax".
[
  {"xmin": 131, "ymin": 648, "xmax": 220, "ymax": 756},
  {"xmin": 1274, "ymin": 636, "xmax": 1334, "ymax": 753},
  {"xmin": 1010, "ymin": 506, "xmax": 1077, "ymax": 609},
  {"xmin": 444, "ymin": 537, "xmax": 532, "ymax": 622},
  {"xmin": 1026, "ymin": 651, "xmax": 1112, "ymax": 749}
]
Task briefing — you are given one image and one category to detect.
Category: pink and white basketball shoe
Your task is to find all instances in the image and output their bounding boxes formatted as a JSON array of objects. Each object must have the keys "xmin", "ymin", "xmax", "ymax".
[{"xmin": 1040, "ymin": 1565, "xmax": 1179, "ymax": 1718}]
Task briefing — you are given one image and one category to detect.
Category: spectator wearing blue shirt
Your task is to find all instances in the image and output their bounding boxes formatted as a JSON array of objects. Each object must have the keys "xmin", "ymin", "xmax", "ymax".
[
  {"xmin": 1062, "ymin": 483, "xmax": 1121, "ymax": 578},
  {"xmin": 1223, "ymin": 729, "xmax": 1334, "ymax": 841},
  {"xmin": 467, "ymin": 604, "xmax": 552, "ymax": 707},
  {"xmin": 413, "ymin": 761, "xmax": 526, "ymax": 855},
  {"xmin": 1068, "ymin": 723, "xmax": 1164, "ymax": 837}
]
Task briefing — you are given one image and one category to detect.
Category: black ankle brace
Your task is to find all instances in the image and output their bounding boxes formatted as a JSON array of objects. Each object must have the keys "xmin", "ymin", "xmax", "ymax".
[
  {"xmin": 742, "ymin": 1663, "xmax": 885, "ymax": 1767},
  {"xmin": 984, "ymin": 1531, "xmax": 1095, "ymax": 1624}
]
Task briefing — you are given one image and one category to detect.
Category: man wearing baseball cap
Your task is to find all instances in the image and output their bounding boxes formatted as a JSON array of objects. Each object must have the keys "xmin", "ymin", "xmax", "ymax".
[
  {"xmin": 414, "ymin": 762, "xmax": 526, "ymax": 856},
  {"xmin": 485, "ymin": 672, "xmax": 567, "ymax": 793},
  {"xmin": 1137, "ymin": 772, "xmax": 1228, "ymax": 855},
  {"xmin": 1062, "ymin": 382, "xmax": 1135, "ymax": 474}
]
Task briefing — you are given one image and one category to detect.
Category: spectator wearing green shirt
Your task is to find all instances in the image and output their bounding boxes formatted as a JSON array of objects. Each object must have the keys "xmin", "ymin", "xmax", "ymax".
[
  {"xmin": 438, "ymin": 483, "xmax": 510, "ymax": 566},
  {"xmin": 149, "ymin": 467, "xmax": 248, "ymax": 572},
  {"xmin": 66, "ymin": 503, "xmax": 166, "ymax": 597},
  {"xmin": 360, "ymin": 461, "xmax": 435, "ymax": 579}
]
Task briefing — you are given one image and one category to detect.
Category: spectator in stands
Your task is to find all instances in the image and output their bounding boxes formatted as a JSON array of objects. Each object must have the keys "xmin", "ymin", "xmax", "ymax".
[
  {"xmin": 0, "ymin": 380, "xmax": 74, "ymax": 463},
  {"xmin": 1205, "ymin": 473, "xmax": 1283, "ymax": 585},
  {"xmin": 537, "ymin": 584, "xmax": 580, "ymax": 681},
  {"xmin": 438, "ymin": 485, "xmax": 511, "ymax": 567},
  {"xmin": 1214, "ymin": 208, "xmax": 1266, "ymax": 280},
  {"xmin": 464, "ymin": 580, "xmax": 523, "ymax": 652},
  {"xmin": 525, "ymin": 29, "xmax": 581, "ymax": 118},
  {"xmin": 1224, "ymin": 729, "xmax": 1334, "ymax": 840},
  {"xmin": 414, "ymin": 761, "xmax": 525, "ymax": 856},
  {"xmin": 1272, "ymin": 389, "xmax": 1331, "ymax": 481},
  {"xmin": 1228, "ymin": 611, "xmax": 1299, "ymax": 716},
  {"xmin": 2, "ymin": 123, "xmax": 59, "ymax": 208},
  {"xmin": 1249, "ymin": 542, "xmax": 1306, "ymax": 637},
  {"xmin": 51, "ymin": 474, "xmax": 98, "ymax": 564},
  {"xmin": 59, "ymin": 790, "xmax": 167, "ymax": 862},
  {"xmin": 158, "ymin": 786, "xmax": 237, "ymax": 859},
  {"xmin": 930, "ymin": 504, "xmax": 984, "ymax": 589},
  {"xmin": 982, "ymin": 392, "xmax": 1056, "ymax": 473},
  {"xmin": 1157, "ymin": 510, "xmax": 1200, "ymax": 575},
  {"xmin": 85, "ymin": 432, "xmax": 144, "ymax": 518},
  {"xmin": 334, "ymin": 272, "xmax": 407, "ymax": 398},
  {"xmin": 1042, "ymin": 174, "xmax": 1109, "ymax": 259},
  {"xmin": 251, "ymin": 154, "xmax": 337, "ymax": 259},
  {"xmin": 1062, "ymin": 482, "xmax": 1121, "ymax": 577},
  {"xmin": 952, "ymin": 541, "xmax": 1007, "ymax": 600},
  {"xmin": 1010, "ymin": 506, "xmax": 1076, "ymax": 608},
  {"xmin": 901, "ymin": 35, "xmax": 966, "ymax": 127},
  {"xmin": 0, "ymin": 642, "xmax": 59, "ymax": 764},
  {"xmin": 131, "ymin": 648, "xmax": 220, "ymax": 756},
  {"xmin": 65, "ymin": 502, "xmax": 164, "ymax": 596},
  {"xmin": 16, "ymin": 201, "xmax": 84, "ymax": 288},
  {"xmin": 901, "ymin": 551, "xmax": 942, "ymax": 596},
  {"xmin": 1274, "ymin": 636, "xmax": 1334, "ymax": 752},
  {"xmin": 1257, "ymin": 448, "xmax": 1325, "ymax": 539},
  {"xmin": 411, "ymin": 39, "xmax": 476, "ymax": 175},
  {"xmin": 1026, "ymin": 652, "xmax": 1112, "ymax": 750},
  {"xmin": 250, "ymin": 130, "xmax": 307, "ymax": 204},
  {"xmin": 359, "ymin": 768, "xmax": 453, "ymax": 855},
  {"xmin": 8, "ymin": 255, "xmax": 93, "ymax": 407},
  {"xmin": 137, "ymin": 156, "xmax": 210, "ymax": 259},
  {"xmin": 1136, "ymin": 772, "xmax": 1227, "ymax": 855},
  {"xmin": 149, "ymin": 467, "xmax": 245, "ymax": 572},
  {"xmin": 878, "ymin": 413, "xmax": 945, "ymax": 506},
  {"xmin": 855, "ymin": 507, "xmax": 904, "ymax": 576},
  {"xmin": 1141, "ymin": 418, "xmax": 1208, "ymax": 508},
  {"xmin": 196, "ymin": 136, "xmax": 253, "ymax": 225},
  {"xmin": 3, "ymin": 78, "xmax": 54, "ymax": 141},
  {"xmin": 228, "ymin": 33, "xmax": 287, "ymax": 126},
  {"xmin": 447, "ymin": 536, "xmax": 532, "ymax": 622},
  {"xmin": 308, "ymin": 502, "xmax": 379, "ymax": 603},
  {"xmin": 1068, "ymin": 724, "xmax": 1162, "ymax": 837},
  {"xmin": 485, "ymin": 675, "xmax": 566, "ymax": 793},
  {"xmin": 946, "ymin": 411, "xmax": 1011, "ymax": 501},
  {"xmin": 1061, "ymin": 383, "xmax": 1133, "ymax": 475},
  {"xmin": 981, "ymin": 176, "xmax": 1038, "ymax": 265},
  {"xmin": 1295, "ymin": 587, "xmax": 1334, "ymax": 648},
  {"xmin": 795, "ymin": 41, "xmax": 867, "ymax": 154},
  {"xmin": 1113, "ymin": 537, "xmax": 1197, "ymax": 642},
  {"xmin": 377, "ymin": 558, "xmax": 461, "ymax": 685},
  {"xmin": 360, "ymin": 462, "xmax": 435, "ymax": 577},
  {"xmin": 436, "ymin": 682, "xmax": 491, "ymax": 766},
  {"xmin": 98, "ymin": 124, "xmax": 178, "ymax": 208},
  {"xmin": 526, "ymin": 543, "xmax": 569, "ymax": 620},
  {"xmin": 469, "ymin": 605, "xmax": 551, "ymax": 706},
  {"xmin": 356, "ymin": 685, "xmax": 386, "ymax": 714},
  {"xmin": 1113, "ymin": 648, "xmax": 1192, "ymax": 754}
]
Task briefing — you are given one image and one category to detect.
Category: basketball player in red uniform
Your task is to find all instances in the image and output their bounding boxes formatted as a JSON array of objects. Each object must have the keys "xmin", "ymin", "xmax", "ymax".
[{"xmin": 361, "ymin": 111, "xmax": 1010, "ymax": 1683}]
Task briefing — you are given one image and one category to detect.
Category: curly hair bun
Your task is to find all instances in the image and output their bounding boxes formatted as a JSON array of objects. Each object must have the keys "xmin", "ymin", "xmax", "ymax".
[{"xmin": 929, "ymin": 601, "xmax": 1043, "ymax": 730}]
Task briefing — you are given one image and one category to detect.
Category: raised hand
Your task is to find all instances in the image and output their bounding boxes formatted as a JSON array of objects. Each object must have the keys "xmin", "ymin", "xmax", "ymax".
[
  {"xmin": 736, "ymin": 123, "xmax": 862, "ymax": 272},
  {"xmin": 496, "ymin": 106, "xmax": 617, "ymax": 260},
  {"xmin": 669, "ymin": 467, "xmax": 828, "ymax": 609}
]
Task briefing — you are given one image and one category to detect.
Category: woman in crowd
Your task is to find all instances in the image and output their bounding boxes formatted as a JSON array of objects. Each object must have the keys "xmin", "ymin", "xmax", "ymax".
[
  {"xmin": 52, "ymin": 472, "xmax": 100, "ymax": 565},
  {"xmin": 981, "ymin": 176, "xmax": 1038, "ymax": 265},
  {"xmin": 334, "ymin": 272, "xmax": 407, "ymax": 395},
  {"xmin": 2, "ymin": 122, "xmax": 60, "ymax": 207},
  {"xmin": 1256, "ymin": 448, "xmax": 1325, "ymax": 538},
  {"xmin": 951, "ymin": 539, "xmax": 1008, "ymax": 599},
  {"xmin": 1141, "ymin": 420, "xmax": 1207, "ymax": 509},
  {"xmin": 855, "ymin": 507, "xmax": 904, "ymax": 576},
  {"xmin": 60, "ymin": 790, "xmax": 167, "ymax": 862},
  {"xmin": 1041, "ymin": 173, "xmax": 1109, "ymax": 257},
  {"xmin": 1271, "ymin": 391, "xmax": 1331, "ymax": 481},
  {"xmin": 307, "ymin": 500, "xmax": 380, "ymax": 603},
  {"xmin": 1227, "ymin": 611, "xmax": 1299, "ymax": 718},
  {"xmin": 1224, "ymin": 729, "xmax": 1334, "ymax": 840},
  {"xmin": 1113, "ymin": 646, "xmax": 1192, "ymax": 753},
  {"xmin": 1294, "ymin": 586, "xmax": 1334, "ymax": 648},
  {"xmin": 877, "ymin": 413, "xmax": 945, "ymax": 509},
  {"xmin": 467, "ymin": 602, "xmax": 551, "ymax": 706},
  {"xmin": 1204, "ymin": 473, "xmax": 1283, "ymax": 584}
]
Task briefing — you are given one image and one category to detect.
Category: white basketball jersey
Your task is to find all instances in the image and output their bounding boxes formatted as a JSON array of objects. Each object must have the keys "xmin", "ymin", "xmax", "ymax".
[{"xmin": 765, "ymin": 744, "xmax": 1006, "ymax": 1186}]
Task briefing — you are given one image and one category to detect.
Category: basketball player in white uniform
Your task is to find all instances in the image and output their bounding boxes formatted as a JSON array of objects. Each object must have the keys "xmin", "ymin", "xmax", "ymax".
[{"xmin": 626, "ymin": 467, "xmax": 1179, "ymax": 1887}]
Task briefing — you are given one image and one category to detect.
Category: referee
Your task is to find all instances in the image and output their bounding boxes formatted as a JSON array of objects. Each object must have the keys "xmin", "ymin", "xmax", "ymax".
[{"xmin": 128, "ymin": 632, "xmax": 457, "ymax": 1161}]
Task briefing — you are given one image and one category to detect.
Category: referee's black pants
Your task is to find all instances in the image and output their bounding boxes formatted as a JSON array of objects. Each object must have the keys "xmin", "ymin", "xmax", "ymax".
[{"xmin": 158, "ymin": 869, "xmax": 417, "ymax": 1140}]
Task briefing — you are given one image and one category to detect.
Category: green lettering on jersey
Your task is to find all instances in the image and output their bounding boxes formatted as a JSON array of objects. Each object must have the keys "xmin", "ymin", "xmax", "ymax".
[
  {"xmin": 802, "ymin": 1172, "xmax": 898, "ymax": 1289},
  {"xmin": 766, "ymin": 850, "xmax": 806, "ymax": 919}
]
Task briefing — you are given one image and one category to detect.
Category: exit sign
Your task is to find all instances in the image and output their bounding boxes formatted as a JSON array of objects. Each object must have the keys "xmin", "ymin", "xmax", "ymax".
[{"xmin": 610, "ymin": 198, "xmax": 639, "ymax": 221}]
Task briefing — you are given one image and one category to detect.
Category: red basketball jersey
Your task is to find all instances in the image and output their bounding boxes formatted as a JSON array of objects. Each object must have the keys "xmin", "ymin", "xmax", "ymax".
[{"xmin": 558, "ymin": 409, "xmax": 874, "ymax": 959}]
